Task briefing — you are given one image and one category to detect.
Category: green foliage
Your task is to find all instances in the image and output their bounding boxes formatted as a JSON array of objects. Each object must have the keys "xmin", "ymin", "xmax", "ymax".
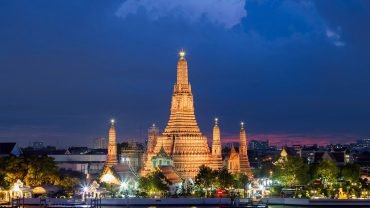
[
  {"xmin": 57, "ymin": 177, "xmax": 79, "ymax": 192},
  {"xmin": 254, "ymin": 162, "xmax": 274, "ymax": 178},
  {"xmin": 195, "ymin": 165, "xmax": 216, "ymax": 190},
  {"xmin": 340, "ymin": 164, "xmax": 360, "ymax": 182},
  {"xmin": 314, "ymin": 159, "xmax": 339, "ymax": 184},
  {"xmin": 194, "ymin": 165, "xmax": 250, "ymax": 197},
  {"xmin": 0, "ymin": 156, "xmax": 28, "ymax": 188},
  {"xmin": 138, "ymin": 169, "xmax": 169, "ymax": 195},
  {"xmin": 232, "ymin": 172, "xmax": 249, "ymax": 189},
  {"xmin": 0, "ymin": 154, "xmax": 79, "ymax": 191},
  {"xmin": 270, "ymin": 185, "xmax": 283, "ymax": 196},
  {"xmin": 24, "ymin": 155, "xmax": 60, "ymax": 186},
  {"xmin": 273, "ymin": 156, "xmax": 309, "ymax": 186},
  {"xmin": 215, "ymin": 167, "xmax": 234, "ymax": 189}
]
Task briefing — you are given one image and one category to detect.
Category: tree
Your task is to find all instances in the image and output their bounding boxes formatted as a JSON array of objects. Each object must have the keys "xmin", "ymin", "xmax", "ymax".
[
  {"xmin": 138, "ymin": 169, "xmax": 169, "ymax": 196},
  {"xmin": 24, "ymin": 155, "xmax": 59, "ymax": 186},
  {"xmin": 216, "ymin": 167, "xmax": 234, "ymax": 189},
  {"xmin": 194, "ymin": 165, "xmax": 217, "ymax": 197},
  {"xmin": 341, "ymin": 164, "xmax": 360, "ymax": 182},
  {"xmin": 232, "ymin": 172, "xmax": 249, "ymax": 195},
  {"xmin": 0, "ymin": 155, "xmax": 64, "ymax": 189},
  {"xmin": 57, "ymin": 177, "xmax": 79, "ymax": 192},
  {"xmin": 314, "ymin": 159, "xmax": 339, "ymax": 184},
  {"xmin": 273, "ymin": 156, "xmax": 309, "ymax": 186}
]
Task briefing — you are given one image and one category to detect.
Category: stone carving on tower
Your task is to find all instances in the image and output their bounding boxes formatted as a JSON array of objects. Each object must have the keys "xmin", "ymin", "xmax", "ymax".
[
  {"xmin": 106, "ymin": 119, "xmax": 118, "ymax": 168},
  {"xmin": 210, "ymin": 118, "xmax": 223, "ymax": 170},
  {"xmin": 142, "ymin": 50, "xmax": 211, "ymax": 179},
  {"xmin": 239, "ymin": 122, "xmax": 253, "ymax": 179}
]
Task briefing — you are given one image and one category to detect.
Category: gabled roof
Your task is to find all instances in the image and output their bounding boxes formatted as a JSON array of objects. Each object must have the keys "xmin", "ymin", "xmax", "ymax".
[
  {"xmin": 0, "ymin": 143, "xmax": 17, "ymax": 155},
  {"xmin": 112, "ymin": 164, "xmax": 139, "ymax": 180},
  {"xmin": 68, "ymin": 147, "xmax": 89, "ymax": 154},
  {"xmin": 152, "ymin": 145, "xmax": 171, "ymax": 160},
  {"xmin": 229, "ymin": 143, "xmax": 239, "ymax": 160},
  {"xmin": 158, "ymin": 166, "xmax": 182, "ymax": 185},
  {"xmin": 314, "ymin": 151, "xmax": 345, "ymax": 163}
]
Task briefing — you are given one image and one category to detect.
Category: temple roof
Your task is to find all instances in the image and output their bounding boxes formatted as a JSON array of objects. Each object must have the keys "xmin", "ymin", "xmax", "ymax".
[
  {"xmin": 152, "ymin": 145, "xmax": 171, "ymax": 160},
  {"xmin": 158, "ymin": 166, "xmax": 182, "ymax": 185}
]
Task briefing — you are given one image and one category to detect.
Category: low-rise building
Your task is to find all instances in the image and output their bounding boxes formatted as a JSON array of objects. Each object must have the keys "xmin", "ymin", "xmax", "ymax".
[
  {"xmin": 49, "ymin": 149, "xmax": 107, "ymax": 179},
  {"xmin": 0, "ymin": 142, "xmax": 22, "ymax": 157}
]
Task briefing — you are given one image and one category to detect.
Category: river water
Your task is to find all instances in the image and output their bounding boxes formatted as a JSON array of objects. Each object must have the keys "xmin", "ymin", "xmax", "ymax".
[{"xmin": 19, "ymin": 206, "xmax": 370, "ymax": 208}]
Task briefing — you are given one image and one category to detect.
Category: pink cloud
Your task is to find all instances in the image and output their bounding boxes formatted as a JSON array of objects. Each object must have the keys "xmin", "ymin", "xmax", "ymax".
[{"xmin": 220, "ymin": 132, "xmax": 358, "ymax": 146}]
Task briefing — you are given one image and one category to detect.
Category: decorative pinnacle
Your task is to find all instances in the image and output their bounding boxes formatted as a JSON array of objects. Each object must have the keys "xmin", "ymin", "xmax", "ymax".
[
  {"xmin": 240, "ymin": 121, "xmax": 244, "ymax": 129},
  {"xmin": 179, "ymin": 49, "xmax": 186, "ymax": 59},
  {"xmin": 214, "ymin": 117, "xmax": 218, "ymax": 126},
  {"xmin": 152, "ymin": 123, "xmax": 156, "ymax": 127},
  {"xmin": 110, "ymin": 119, "xmax": 115, "ymax": 125}
]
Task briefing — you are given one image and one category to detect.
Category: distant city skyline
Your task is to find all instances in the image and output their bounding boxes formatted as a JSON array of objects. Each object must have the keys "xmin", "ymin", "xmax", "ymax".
[{"xmin": 1, "ymin": 1, "xmax": 370, "ymax": 147}]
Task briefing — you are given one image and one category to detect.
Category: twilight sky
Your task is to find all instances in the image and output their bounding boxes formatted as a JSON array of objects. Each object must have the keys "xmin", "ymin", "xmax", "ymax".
[{"xmin": 1, "ymin": 0, "xmax": 370, "ymax": 147}]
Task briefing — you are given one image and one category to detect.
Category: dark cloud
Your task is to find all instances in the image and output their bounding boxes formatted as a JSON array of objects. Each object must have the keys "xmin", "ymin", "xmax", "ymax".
[{"xmin": 0, "ymin": 0, "xmax": 369, "ymax": 147}]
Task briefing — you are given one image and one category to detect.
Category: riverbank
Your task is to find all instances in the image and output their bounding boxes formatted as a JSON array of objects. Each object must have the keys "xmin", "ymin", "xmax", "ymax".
[
  {"xmin": 262, "ymin": 197, "xmax": 370, "ymax": 206},
  {"xmin": 8, "ymin": 197, "xmax": 370, "ymax": 207},
  {"xmin": 20, "ymin": 198, "xmax": 232, "ymax": 206}
]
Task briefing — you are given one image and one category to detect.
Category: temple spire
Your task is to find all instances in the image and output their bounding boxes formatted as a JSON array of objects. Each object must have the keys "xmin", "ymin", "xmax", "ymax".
[
  {"xmin": 211, "ymin": 117, "xmax": 223, "ymax": 170},
  {"xmin": 106, "ymin": 118, "xmax": 118, "ymax": 167},
  {"xmin": 164, "ymin": 50, "xmax": 201, "ymax": 136},
  {"xmin": 239, "ymin": 122, "xmax": 253, "ymax": 179},
  {"xmin": 176, "ymin": 49, "xmax": 189, "ymax": 85},
  {"xmin": 230, "ymin": 143, "xmax": 237, "ymax": 154},
  {"xmin": 179, "ymin": 49, "xmax": 186, "ymax": 60}
]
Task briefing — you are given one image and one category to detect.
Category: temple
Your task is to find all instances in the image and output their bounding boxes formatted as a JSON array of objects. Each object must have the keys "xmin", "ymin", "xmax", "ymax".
[
  {"xmin": 210, "ymin": 118, "xmax": 223, "ymax": 170},
  {"xmin": 141, "ymin": 50, "xmax": 253, "ymax": 180},
  {"xmin": 142, "ymin": 50, "xmax": 211, "ymax": 179},
  {"xmin": 239, "ymin": 122, "xmax": 254, "ymax": 179},
  {"xmin": 105, "ymin": 119, "xmax": 118, "ymax": 168},
  {"xmin": 100, "ymin": 119, "xmax": 138, "ymax": 191}
]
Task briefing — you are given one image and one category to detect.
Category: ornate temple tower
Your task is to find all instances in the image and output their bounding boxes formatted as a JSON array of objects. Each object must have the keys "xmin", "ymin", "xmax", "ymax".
[
  {"xmin": 210, "ymin": 118, "xmax": 223, "ymax": 170},
  {"xmin": 239, "ymin": 122, "xmax": 253, "ymax": 179},
  {"xmin": 228, "ymin": 143, "xmax": 240, "ymax": 174},
  {"xmin": 142, "ymin": 50, "xmax": 211, "ymax": 179},
  {"xmin": 147, "ymin": 124, "xmax": 159, "ymax": 153},
  {"xmin": 106, "ymin": 119, "xmax": 118, "ymax": 167}
]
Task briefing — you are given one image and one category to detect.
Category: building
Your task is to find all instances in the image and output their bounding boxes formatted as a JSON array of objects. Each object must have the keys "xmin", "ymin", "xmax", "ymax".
[
  {"xmin": 94, "ymin": 137, "xmax": 108, "ymax": 149},
  {"xmin": 357, "ymin": 139, "xmax": 370, "ymax": 147},
  {"xmin": 120, "ymin": 140, "xmax": 144, "ymax": 173},
  {"xmin": 31, "ymin": 141, "xmax": 45, "ymax": 150},
  {"xmin": 239, "ymin": 122, "xmax": 253, "ymax": 179},
  {"xmin": 313, "ymin": 151, "xmax": 349, "ymax": 166},
  {"xmin": 151, "ymin": 145, "xmax": 174, "ymax": 168},
  {"xmin": 0, "ymin": 143, "xmax": 22, "ymax": 157},
  {"xmin": 49, "ymin": 153, "xmax": 106, "ymax": 178},
  {"xmin": 210, "ymin": 118, "xmax": 223, "ymax": 170},
  {"xmin": 105, "ymin": 119, "xmax": 118, "ymax": 168},
  {"xmin": 100, "ymin": 119, "xmax": 138, "ymax": 192},
  {"xmin": 146, "ymin": 124, "xmax": 159, "ymax": 153},
  {"xmin": 142, "ymin": 50, "xmax": 213, "ymax": 179},
  {"xmin": 141, "ymin": 50, "xmax": 252, "ymax": 180},
  {"xmin": 227, "ymin": 144, "xmax": 240, "ymax": 174},
  {"xmin": 249, "ymin": 140, "xmax": 269, "ymax": 150}
]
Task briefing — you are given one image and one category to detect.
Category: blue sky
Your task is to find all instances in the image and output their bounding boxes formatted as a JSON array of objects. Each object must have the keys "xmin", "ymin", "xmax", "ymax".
[{"xmin": 0, "ymin": 0, "xmax": 369, "ymax": 147}]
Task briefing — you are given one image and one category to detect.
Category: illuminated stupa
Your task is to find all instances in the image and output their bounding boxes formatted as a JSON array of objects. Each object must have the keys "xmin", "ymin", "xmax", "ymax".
[
  {"xmin": 106, "ymin": 119, "xmax": 118, "ymax": 167},
  {"xmin": 239, "ymin": 122, "xmax": 253, "ymax": 179},
  {"xmin": 210, "ymin": 118, "xmax": 223, "ymax": 170},
  {"xmin": 142, "ymin": 50, "xmax": 212, "ymax": 179}
]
